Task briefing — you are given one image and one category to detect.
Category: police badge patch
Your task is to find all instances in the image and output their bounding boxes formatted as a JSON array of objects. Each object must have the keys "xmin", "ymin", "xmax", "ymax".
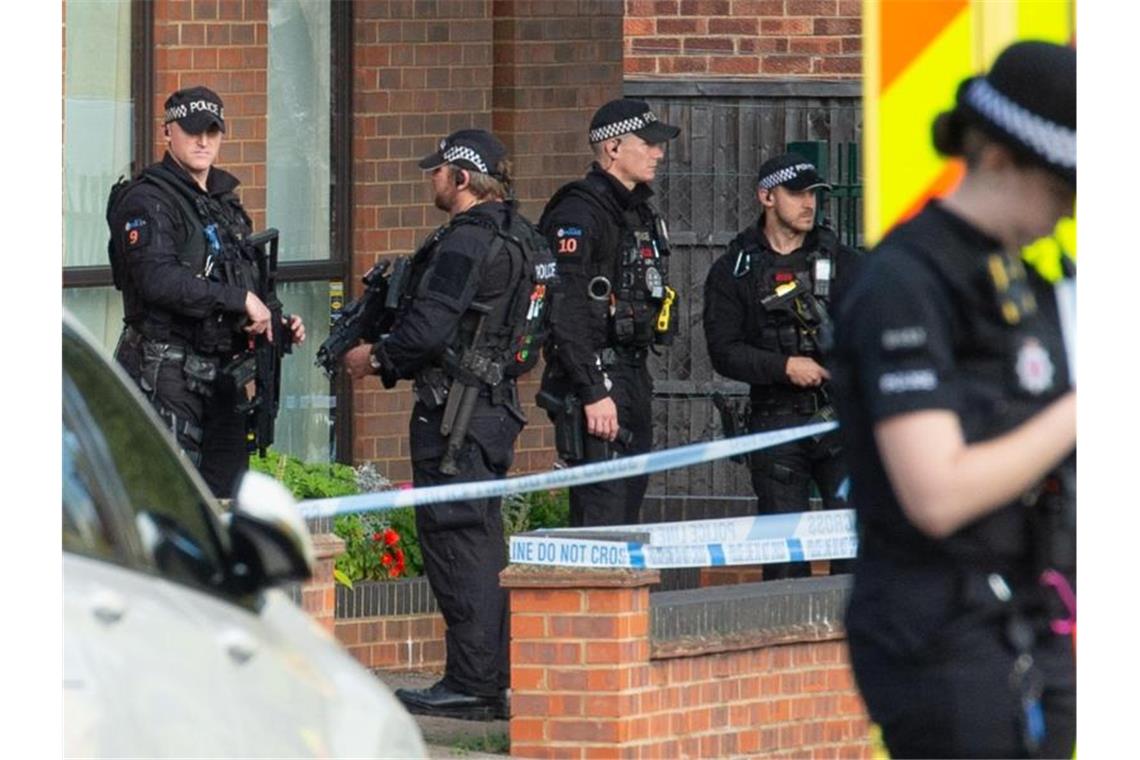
[
  {"xmin": 1015, "ymin": 337, "xmax": 1055, "ymax": 395},
  {"xmin": 123, "ymin": 217, "xmax": 150, "ymax": 250}
]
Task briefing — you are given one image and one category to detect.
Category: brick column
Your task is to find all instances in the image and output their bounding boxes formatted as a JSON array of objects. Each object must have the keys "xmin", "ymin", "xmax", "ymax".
[
  {"xmin": 302, "ymin": 533, "xmax": 345, "ymax": 635},
  {"xmin": 501, "ymin": 565, "xmax": 660, "ymax": 759}
]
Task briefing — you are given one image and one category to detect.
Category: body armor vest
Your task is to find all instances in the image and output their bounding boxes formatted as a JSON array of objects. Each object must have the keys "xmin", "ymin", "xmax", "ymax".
[
  {"xmin": 407, "ymin": 207, "xmax": 556, "ymax": 398},
  {"xmin": 545, "ymin": 174, "xmax": 677, "ymax": 351},
  {"xmin": 889, "ymin": 225, "xmax": 1075, "ymax": 575},
  {"xmin": 732, "ymin": 226, "xmax": 837, "ymax": 359},
  {"xmin": 107, "ymin": 164, "xmax": 260, "ymax": 354}
]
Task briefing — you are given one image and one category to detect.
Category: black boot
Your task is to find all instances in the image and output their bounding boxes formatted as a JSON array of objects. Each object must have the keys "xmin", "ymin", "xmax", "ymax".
[{"xmin": 395, "ymin": 681, "xmax": 501, "ymax": 722}]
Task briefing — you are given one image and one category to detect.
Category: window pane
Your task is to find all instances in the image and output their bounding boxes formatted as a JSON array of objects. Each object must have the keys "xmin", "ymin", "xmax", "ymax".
[
  {"xmin": 63, "ymin": 0, "xmax": 132, "ymax": 268},
  {"xmin": 276, "ymin": 280, "xmax": 337, "ymax": 463},
  {"xmin": 64, "ymin": 287, "xmax": 124, "ymax": 354},
  {"xmin": 63, "ymin": 331, "xmax": 229, "ymax": 592},
  {"xmin": 267, "ymin": 0, "xmax": 331, "ymax": 262}
]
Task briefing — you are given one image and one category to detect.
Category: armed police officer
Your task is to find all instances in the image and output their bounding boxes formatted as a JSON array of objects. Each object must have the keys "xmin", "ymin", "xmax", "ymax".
[
  {"xmin": 108, "ymin": 86, "xmax": 305, "ymax": 498},
  {"xmin": 538, "ymin": 98, "xmax": 680, "ymax": 528},
  {"xmin": 343, "ymin": 129, "xmax": 554, "ymax": 721},
  {"xmin": 703, "ymin": 153, "xmax": 859, "ymax": 579}
]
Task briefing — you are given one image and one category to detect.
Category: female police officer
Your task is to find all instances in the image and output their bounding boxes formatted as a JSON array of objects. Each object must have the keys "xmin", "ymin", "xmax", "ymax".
[{"xmin": 830, "ymin": 41, "xmax": 1076, "ymax": 758}]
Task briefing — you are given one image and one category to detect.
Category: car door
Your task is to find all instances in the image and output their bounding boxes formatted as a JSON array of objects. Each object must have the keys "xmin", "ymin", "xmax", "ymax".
[
  {"xmin": 64, "ymin": 323, "xmax": 426, "ymax": 758},
  {"xmin": 63, "ymin": 367, "xmax": 246, "ymax": 757}
]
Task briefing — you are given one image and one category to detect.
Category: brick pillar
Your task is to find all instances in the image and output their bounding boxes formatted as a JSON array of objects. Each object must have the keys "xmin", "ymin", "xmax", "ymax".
[
  {"xmin": 501, "ymin": 565, "xmax": 660, "ymax": 759},
  {"xmin": 302, "ymin": 533, "xmax": 345, "ymax": 635}
]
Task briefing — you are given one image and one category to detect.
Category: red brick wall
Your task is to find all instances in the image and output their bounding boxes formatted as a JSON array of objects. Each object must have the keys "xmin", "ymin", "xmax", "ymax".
[
  {"xmin": 153, "ymin": 0, "xmax": 270, "ymax": 227},
  {"xmin": 336, "ymin": 612, "xmax": 446, "ymax": 672},
  {"xmin": 624, "ymin": 0, "xmax": 862, "ymax": 78},
  {"xmin": 502, "ymin": 567, "xmax": 873, "ymax": 758}
]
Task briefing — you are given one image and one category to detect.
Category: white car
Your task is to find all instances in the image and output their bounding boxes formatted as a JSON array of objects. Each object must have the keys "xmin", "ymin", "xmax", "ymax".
[{"xmin": 62, "ymin": 314, "xmax": 426, "ymax": 758}]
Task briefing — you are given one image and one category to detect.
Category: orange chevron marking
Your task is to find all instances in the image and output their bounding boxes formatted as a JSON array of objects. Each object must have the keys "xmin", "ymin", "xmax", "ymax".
[
  {"xmin": 880, "ymin": 0, "xmax": 969, "ymax": 94},
  {"xmin": 897, "ymin": 160, "xmax": 966, "ymax": 227}
]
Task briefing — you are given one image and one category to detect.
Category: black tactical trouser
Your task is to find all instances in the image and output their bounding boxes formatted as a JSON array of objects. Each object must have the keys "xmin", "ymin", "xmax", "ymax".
[
  {"xmin": 850, "ymin": 613, "xmax": 1075, "ymax": 758},
  {"xmin": 409, "ymin": 397, "xmax": 521, "ymax": 698},
  {"xmin": 564, "ymin": 360, "xmax": 654, "ymax": 528},
  {"xmin": 115, "ymin": 331, "xmax": 248, "ymax": 498},
  {"xmin": 748, "ymin": 410, "xmax": 849, "ymax": 580}
]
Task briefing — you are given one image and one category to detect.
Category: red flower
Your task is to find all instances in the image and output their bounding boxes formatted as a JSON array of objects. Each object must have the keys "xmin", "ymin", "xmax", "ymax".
[
  {"xmin": 371, "ymin": 531, "xmax": 383, "ymax": 542},
  {"xmin": 381, "ymin": 553, "xmax": 393, "ymax": 567},
  {"xmin": 383, "ymin": 528, "xmax": 400, "ymax": 547}
]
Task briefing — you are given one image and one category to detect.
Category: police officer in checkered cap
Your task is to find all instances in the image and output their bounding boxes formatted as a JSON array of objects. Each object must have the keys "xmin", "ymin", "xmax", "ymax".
[
  {"xmin": 537, "ymin": 99, "xmax": 680, "ymax": 528},
  {"xmin": 702, "ymin": 152, "xmax": 860, "ymax": 580},
  {"xmin": 106, "ymin": 85, "xmax": 305, "ymax": 498},
  {"xmin": 830, "ymin": 40, "xmax": 1076, "ymax": 758},
  {"xmin": 343, "ymin": 127, "xmax": 553, "ymax": 722}
]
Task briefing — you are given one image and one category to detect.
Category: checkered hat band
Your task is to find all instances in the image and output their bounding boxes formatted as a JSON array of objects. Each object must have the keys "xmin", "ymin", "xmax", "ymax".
[
  {"xmin": 759, "ymin": 163, "xmax": 817, "ymax": 190},
  {"xmin": 442, "ymin": 145, "xmax": 489, "ymax": 174},
  {"xmin": 588, "ymin": 111, "xmax": 659, "ymax": 143},
  {"xmin": 964, "ymin": 79, "xmax": 1075, "ymax": 169}
]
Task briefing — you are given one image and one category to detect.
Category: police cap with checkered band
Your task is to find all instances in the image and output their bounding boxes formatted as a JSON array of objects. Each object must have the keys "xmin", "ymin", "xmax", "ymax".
[
  {"xmin": 756, "ymin": 152, "xmax": 832, "ymax": 192},
  {"xmin": 417, "ymin": 129, "xmax": 508, "ymax": 178},
  {"xmin": 163, "ymin": 86, "xmax": 225, "ymax": 134},
  {"xmin": 952, "ymin": 40, "xmax": 1076, "ymax": 186},
  {"xmin": 588, "ymin": 99, "xmax": 680, "ymax": 145}
]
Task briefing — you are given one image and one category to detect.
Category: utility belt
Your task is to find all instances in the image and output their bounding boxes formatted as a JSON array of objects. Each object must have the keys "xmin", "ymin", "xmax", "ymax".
[
  {"xmin": 413, "ymin": 365, "xmax": 524, "ymax": 417},
  {"xmin": 751, "ymin": 387, "xmax": 828, "ymax": 418},
  {"xmin": 118, "ymin": 325, "xmax": 220, "ymax": 398}
]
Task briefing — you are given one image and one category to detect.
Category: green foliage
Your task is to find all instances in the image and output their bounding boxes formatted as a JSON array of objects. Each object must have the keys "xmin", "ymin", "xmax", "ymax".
[
  {"xmin": 249, "ymin": 449, "xmax": 569, "ymax": 587},
  {"xmin": 249, "ymin": 449, "xmax": 358, "ymax": 500},
  {"xmin": 501, "ymin": 488, "xmax": 570, "ymax": 539},
  {"xmin": 452, "ymin": 732, "xmax": 510, "ymax": 755},
  {"xmin": 249, "ymin": 450, "xmax": 420, "ymax": 583}
]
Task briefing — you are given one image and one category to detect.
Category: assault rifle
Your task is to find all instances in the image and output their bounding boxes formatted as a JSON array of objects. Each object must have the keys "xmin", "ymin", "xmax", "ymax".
[
  {"xmin": 226, "ymin": 228, "xmax": 293, "ymax": 457},
  {"xmin": 315, "ymin": 256, "xmax": 411, "ymax": 378},
  {"xmin": 439, "ymin": 303, "xmax": 497, "ymax": 476}
]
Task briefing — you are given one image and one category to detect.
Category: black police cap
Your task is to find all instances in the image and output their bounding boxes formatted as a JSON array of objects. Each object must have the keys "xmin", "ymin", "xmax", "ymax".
[
  {"xmin": 163, "ymin": 86, "xmax": 225, "ymax": 134},
  {"xmin": 955, "ymin": 40, "xmax": 1076, "ymax": 186},
  {"xmin": 588, "ymin": 99, "xmax": 680, "ymax": 145},
  {"xmin": 756, "ymin": 152, "xmax": 832, "ymax": 192},
  {"xmin": 417, "ymin": 129, "xmax": 508, "ymax": 178}
]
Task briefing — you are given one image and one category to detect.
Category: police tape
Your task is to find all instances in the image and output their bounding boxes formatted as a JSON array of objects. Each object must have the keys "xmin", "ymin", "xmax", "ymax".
[
  {"xmin": 297, "ymin": 420, "xmax": 839, "ymax": 520},
  {"xmin": 509, "ymin": 509, "xmax": 857, "ymax": 569}
]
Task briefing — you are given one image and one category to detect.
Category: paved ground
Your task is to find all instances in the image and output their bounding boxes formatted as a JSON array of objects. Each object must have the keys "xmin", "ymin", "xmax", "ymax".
[{"xmin": 376, "ymin": 670, "xmax": 509, "ymax": 759}]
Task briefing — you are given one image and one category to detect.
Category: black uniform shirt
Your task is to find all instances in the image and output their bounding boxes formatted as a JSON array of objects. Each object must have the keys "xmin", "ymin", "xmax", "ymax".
[
  {"xmin": 831, "ymin": 200, "xmax": 1072, "ymax": 646},
  {"xmin": 704, "ymin": 219, "xmax": 860, "ymax": 391},
  {"xmin": 539, "ymin": 164, "xmax": 656, "ymax": 403},
  {"xmin": 379, "ymin": 200, "xmax": 515, "ymax": 379},
  {"xmin": 112, "ymin": 152, "xmax": 249, "ymax": 340}
]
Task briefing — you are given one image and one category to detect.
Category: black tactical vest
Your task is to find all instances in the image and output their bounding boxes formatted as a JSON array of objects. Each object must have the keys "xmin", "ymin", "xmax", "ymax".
[
  {"xmin": 544, "ymin": 173, "xmax": 677, "ymax": 350},
  {"xmin": 890, "ymin": 220, "xmax": 1075, "ymax": 575},
  {"xmin": 730, "ymin": 225, "xmax": 838, "ymax": 359},
  {"xmin": 107, "ymin": 164, "xmax": 260, "ymax": 354}
]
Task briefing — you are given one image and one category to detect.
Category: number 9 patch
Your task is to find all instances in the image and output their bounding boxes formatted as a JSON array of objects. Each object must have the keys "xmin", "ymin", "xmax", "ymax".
[{"xmin": 123, "ymin": 217, "xmax": 150, "ymax": 250}]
